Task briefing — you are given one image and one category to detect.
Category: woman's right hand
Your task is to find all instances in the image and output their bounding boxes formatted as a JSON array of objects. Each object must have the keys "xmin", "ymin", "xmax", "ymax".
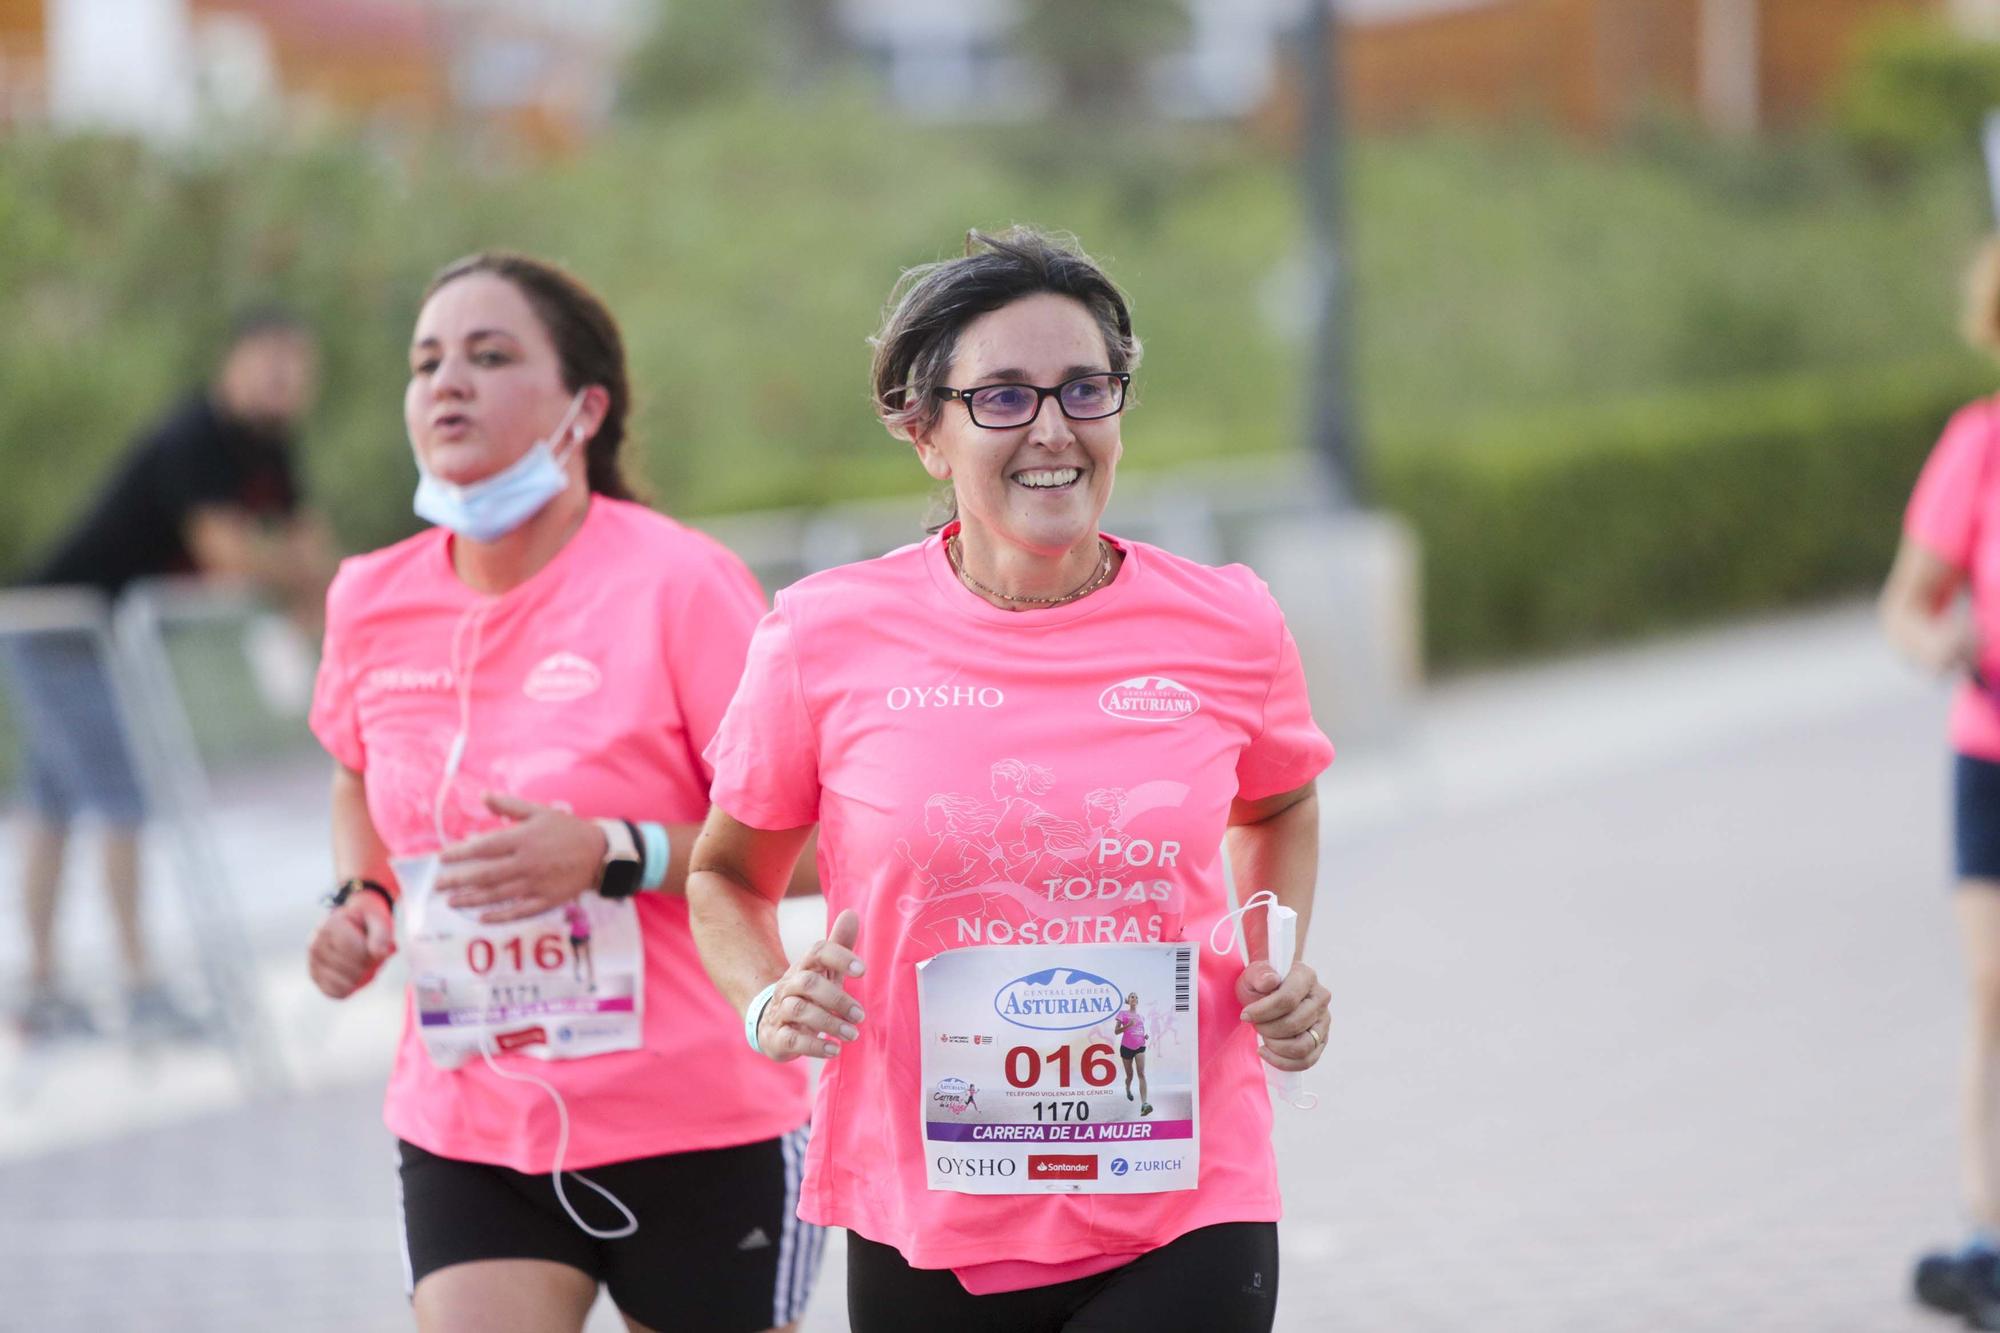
[
  {"xmin": 307, "ymin": 893, "xmax": 396, "ymax": 999},
  {"xmin": 1881, "ymin": 538, "xmax": 1980, "ymax": 678},
  {"xmin": 1926, "ymin": 617, "xmax": 1983, "ymax": 679},
  {"xmin": 756, "ymin": 908, "xmax": 866, "ymax": 1061}
]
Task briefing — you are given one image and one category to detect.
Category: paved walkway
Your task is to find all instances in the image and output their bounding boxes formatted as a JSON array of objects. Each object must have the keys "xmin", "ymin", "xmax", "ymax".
[{"xmin": 0, "ymin": 602, "xmax": 1971, "ymax": 1330}]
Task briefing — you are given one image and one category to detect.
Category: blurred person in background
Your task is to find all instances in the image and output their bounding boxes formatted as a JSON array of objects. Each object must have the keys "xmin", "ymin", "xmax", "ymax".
[
  {"xmin": 689, "ymin": 228, "xmax": 1333, "ymax": 1333},
  {"xmin": 1885, "ymin": 240, "xmax": 2000, "ymax": 1331},
  {"xmin": 305, "ymin": 252, "xmax": 820, "ymax": 1333},
  {"xmin": 7, "ymin": 308, "xmax": 330, "ymax": 1042}
]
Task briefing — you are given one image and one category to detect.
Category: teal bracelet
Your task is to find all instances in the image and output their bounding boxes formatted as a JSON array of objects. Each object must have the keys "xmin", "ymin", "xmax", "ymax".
[
  {"xmin": 744, "ymin": 981, "xmax": 781, "ymax": 1055},
  {"xmin": 638, "ymin": 821, "xmax": 670, "ymax": 891}
]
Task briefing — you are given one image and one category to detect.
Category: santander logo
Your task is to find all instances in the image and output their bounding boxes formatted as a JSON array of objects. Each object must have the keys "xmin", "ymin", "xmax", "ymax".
[
  {"xmin": 523, "ymin": 652, "xmax": 602, "ymax": 703},
  {"xmin": 1098, "ymin": 675, "xmax": 1201, "ymax": 723}
]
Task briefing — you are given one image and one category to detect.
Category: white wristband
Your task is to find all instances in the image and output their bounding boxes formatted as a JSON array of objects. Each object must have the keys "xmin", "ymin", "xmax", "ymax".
[{"xmin": 744, "ymin": 981, "xmax": 781, "ymax": 1055}]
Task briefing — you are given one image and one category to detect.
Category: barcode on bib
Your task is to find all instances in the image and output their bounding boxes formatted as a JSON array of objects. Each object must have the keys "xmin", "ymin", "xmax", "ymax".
[{"xmin": 1174, "ymin": 945, "xmax": 1192, "ymax": 1012}]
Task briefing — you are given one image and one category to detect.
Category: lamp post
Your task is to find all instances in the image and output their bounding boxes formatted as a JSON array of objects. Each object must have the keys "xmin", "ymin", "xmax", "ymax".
[{"xmin": 1299, "ymin": 0, "xmax": 1361, "ymax": 509}]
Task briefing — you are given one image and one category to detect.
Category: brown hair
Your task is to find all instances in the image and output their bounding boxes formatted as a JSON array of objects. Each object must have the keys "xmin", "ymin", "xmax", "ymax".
[
  {"xmin": 870, "ymin": 227, "xmax": 1141, "ymax": 445},
  {"xmin": 422, "ymin": 251, "xmax": 638, "ymax": 501}
]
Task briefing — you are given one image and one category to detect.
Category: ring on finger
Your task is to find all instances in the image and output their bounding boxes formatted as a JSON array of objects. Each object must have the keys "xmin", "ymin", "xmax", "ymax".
[{"xmin": 1306, "ymin": 1028, "xmax": 1321, "ymax": 1049}]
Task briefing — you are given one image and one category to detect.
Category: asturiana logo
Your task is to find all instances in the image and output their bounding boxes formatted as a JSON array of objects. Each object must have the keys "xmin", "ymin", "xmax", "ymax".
[
  {"xmin": 1098, "ymin": 675, "xmax": 1200, "ymax": 723},
  {"xmin": 523, "ymin": 652, "xmax": 602, "ymax": 702},
  {"xmin": 993, "ymin": 967, "xmax": 1124, "ymax": 1031}
]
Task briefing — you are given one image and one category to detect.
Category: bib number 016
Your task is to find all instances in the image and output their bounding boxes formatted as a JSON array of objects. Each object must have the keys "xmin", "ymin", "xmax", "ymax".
[
  {"xmin": 1003, "ymin": 1042, "xmax": 1117, "ymax": 1090},
  {"xmin": 466, "ymin": 934, "xmax": 566, "ymax": 975}
]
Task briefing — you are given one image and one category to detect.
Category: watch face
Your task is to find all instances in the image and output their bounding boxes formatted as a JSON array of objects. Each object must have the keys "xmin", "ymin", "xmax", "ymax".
[{"xmin": 599, "ymin": 858, "xmax": 643, "ymax": 900}]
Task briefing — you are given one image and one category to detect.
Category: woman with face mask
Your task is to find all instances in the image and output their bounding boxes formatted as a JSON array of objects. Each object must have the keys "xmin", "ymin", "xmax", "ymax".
[
  {"xmin": 689, "ymin": 228, "xmax": 1334, "ymax": 1333},
  {"xmin": 304, "ymin": 252, "xmax": 823, "ymax": 1333}
]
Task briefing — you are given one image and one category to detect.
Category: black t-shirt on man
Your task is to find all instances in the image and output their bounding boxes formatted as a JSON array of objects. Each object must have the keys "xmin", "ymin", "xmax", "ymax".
[{"xmin": 27, "ymin": 394, "xmax": 301, "ymax": 597}]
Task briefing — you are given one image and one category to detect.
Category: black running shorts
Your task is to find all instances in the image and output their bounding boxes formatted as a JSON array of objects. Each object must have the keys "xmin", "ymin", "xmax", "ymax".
[
  {"xmin": 397, "ymin": 1128, "xmax": 824, "ymax": 1332},
  {"xmin": 1958, "ymin": 753, "xmax": 2000, "ymax": 882},
  {"xmin": 846, "ymin": 1220, "xmax": 1279, "ymax": 1333}
]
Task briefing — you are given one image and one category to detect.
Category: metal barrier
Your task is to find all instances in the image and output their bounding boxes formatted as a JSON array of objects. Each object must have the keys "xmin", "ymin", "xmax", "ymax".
[{"xmin": 115, "ymin": 579, "xmax": 291, "ymax": 1092}]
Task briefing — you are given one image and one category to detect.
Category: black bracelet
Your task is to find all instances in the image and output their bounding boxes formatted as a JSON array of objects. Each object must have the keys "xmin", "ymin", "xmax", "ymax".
[{"xmin": 327, "ymin": 878, "xmax": 395, "ymax": 914}]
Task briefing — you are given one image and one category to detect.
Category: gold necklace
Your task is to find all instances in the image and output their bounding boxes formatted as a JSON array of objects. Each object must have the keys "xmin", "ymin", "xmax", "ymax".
[{"xmin": 949, "ymin": 534, "xmax": 1113, "ymax": 607}]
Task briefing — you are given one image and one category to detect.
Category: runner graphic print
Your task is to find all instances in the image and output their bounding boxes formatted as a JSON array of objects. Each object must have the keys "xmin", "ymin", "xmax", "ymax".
[{"xmin": 895, "ymin": 758, "xmax": 1193, "ymax": 958}]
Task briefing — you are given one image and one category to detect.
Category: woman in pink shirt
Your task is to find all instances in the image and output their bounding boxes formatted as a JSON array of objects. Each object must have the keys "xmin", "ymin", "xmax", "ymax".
[
  {"xmin": 1889, "ymin": 243, "xmax": 2000, "ymax": 1328},
  {"xmin": 1116, "ymin": 991, "xmax": 1150, "ymax": 1115},
  {"xmin": 304, "ymin": 252, "xmax": 821, "ymax": 1333},
  {"xmin": 690, "ymin": 228, "xmax": 1334, "ymax": 1332},
  {"xmin": 562, "ymin": 900, "xmax": 595, "ymax": 989}
]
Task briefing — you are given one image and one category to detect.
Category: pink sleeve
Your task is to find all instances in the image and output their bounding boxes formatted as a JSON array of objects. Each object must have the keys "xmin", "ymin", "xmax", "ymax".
[
  {"xmin": 308, "ymin": 565, "xmax": 365, "ymax": 772},
  {"xmin": 1235, "ymin": 601, "xmax": 1335, "ymax": 802},
  {"xmin": 704, "ymin": 599, "xmax": 822, "ymax": 830},
  {"xmin": 1906, "ymin": 402, "xmax": 1995, "ymax": 571},
  {"xmin": 667, "ymin": 550, "xmax": 769, "ymax": 785}
]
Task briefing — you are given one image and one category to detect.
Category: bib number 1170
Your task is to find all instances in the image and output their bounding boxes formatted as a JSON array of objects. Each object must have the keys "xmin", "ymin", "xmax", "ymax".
[{"xmin": 1004, "ymin": 1042, "xmax": 1116, "ymax": 1089}]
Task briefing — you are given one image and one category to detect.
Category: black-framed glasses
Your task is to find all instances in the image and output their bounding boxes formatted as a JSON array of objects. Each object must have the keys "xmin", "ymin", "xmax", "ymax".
[{"xmin": 935, "ymin": 372, "xmax": 1130, "ymax": 429}]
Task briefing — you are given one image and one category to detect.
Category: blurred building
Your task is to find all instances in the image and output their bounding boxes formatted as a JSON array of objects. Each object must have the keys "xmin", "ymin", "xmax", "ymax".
[
  {"xmin": 839, "ymin": 0, "xmax": 1302, "ymax": 118},
  {"xmin": 841, "ymin": 0, "xmax": 1960, "ymax": 135},
  {"xmin": 0, "ymin": 0, "xmax": 1982, "ymax": 144},
  {"xmin": 1336, "ymin": 0, "xmax": 1939, "ymax": 136},
  {"xmin": 0, "ymin": 0, "xmax": 648, "ymax": 149}
]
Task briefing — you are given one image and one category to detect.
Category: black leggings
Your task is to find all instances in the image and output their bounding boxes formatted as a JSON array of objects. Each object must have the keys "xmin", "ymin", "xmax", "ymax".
[{"xmin": 847, "ymin": 1221, "xmax": 1278, "ymax": 1333}]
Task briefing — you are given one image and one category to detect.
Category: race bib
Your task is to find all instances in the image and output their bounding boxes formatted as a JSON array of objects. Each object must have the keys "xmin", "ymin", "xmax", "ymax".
[
  {"xmin": 917, "ymin": 942, "xmax": 1197, "ymax": 1194},
  {"xmin": 394, "ymin": 854, "xmax": 644, "ymax": 1068}
]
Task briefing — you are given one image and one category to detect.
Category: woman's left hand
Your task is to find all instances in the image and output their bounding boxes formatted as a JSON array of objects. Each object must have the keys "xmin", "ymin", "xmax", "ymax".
[
  {"xmin": 1235, "ymin": 960, "xmax": 1331, "ymax": 1073},
  {"xmin": 438, "ymin": 792, "xmax": 605, "ymax": 924}
]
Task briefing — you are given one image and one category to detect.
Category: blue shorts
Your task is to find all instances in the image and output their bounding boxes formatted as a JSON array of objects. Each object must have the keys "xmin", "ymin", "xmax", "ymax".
[{"xmin": 2, "ymin": 633, "xmax": 145, "ymax": 824}]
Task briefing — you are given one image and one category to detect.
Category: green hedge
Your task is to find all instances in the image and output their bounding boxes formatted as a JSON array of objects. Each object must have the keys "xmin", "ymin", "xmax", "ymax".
[
  {"xmin": 1834, "ymin": 18, "xmax": 2000, "ymax": 168},
  {"xmin": 3, "ymin": 105, "xmax": 1995, "ymax": 675},
  {"xmin": 1378, "ymin": 358, "xmax": 1997, "ymax": 666}
]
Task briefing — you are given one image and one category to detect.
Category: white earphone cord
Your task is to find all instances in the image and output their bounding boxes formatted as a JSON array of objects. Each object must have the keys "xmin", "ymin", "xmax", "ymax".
[
  {"xmin": 478, "ymin": 1035, "xmax": 638, "ymax": 1239},
  {"xmin": 433, "ymin": 601, "xmax": 638, "ymax": 1238},
  {"xmin": 1208, "ymin": 891, "xmax": 1318, "ymax": 1111},
  {"xmin": 433, "ymin": 600, "xmax": 490, "ymax": 848}
]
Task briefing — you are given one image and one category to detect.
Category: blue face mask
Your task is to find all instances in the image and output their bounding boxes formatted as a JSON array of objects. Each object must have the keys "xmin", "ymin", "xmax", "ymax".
[{"xmin": 413, "ymin": 392, "xmax": 588, "ymax": 543}]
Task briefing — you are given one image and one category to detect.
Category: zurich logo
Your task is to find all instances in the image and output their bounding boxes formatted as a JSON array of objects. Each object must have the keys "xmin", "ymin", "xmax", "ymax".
[
  {"xmin": 993, "ymin": 968, "xmax": 1124, "ymax": 1031},
  {"xmin": 1110, "ymin": 1157, "xmax": 1129, "ymax": 1176}
]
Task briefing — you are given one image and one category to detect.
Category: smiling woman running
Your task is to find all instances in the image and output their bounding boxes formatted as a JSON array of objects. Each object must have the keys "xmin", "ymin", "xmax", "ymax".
[{"xmin": 689, "ymin": 227, "xmax": 1335, "ymax": 1333}]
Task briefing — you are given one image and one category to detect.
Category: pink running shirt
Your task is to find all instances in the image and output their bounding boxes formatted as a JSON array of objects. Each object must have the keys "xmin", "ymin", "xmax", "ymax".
[
  {"xmin": 310, "ymin": 496, "xmax": 810, "ymax": 1172},
  {"xmin": 706, "ymin": 526, "xmax": 1334, "ymax": 1272},
  {"xmin": 1118, "ymin": 1009, "xmax": 1148, "ymax": 1051},
  {"xmin": 1906, "ymin": 398, "xmax": 2000, "ymax": 760}
]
